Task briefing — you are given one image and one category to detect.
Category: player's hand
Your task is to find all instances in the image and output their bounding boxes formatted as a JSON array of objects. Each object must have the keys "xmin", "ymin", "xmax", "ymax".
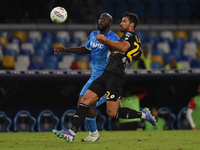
[
  {"xmin": 54, "ymin": 47, "xmax": 66, "ymax": 55},
  {"xmin": 96, "ymin": 34, "xmax": 106, "ymax": 44}
]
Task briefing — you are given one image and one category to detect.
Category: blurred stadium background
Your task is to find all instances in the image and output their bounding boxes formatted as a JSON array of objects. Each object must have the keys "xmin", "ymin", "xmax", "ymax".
[{"xmin": 0, "ymin": 0, "xmax": 200, "ymax": 133}]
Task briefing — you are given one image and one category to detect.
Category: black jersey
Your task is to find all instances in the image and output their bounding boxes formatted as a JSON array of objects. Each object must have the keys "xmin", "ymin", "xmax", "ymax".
[{"xmin": 104, "ymin": 31, "xmax": 142, "ymax": 76}]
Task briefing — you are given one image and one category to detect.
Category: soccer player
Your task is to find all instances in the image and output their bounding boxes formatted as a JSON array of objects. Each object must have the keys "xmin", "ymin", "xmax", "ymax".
[
  {"xmin": 54, "ymin": 12, "xmax": 157, "ymax": 143},
  {"xmin": 186, "ymin": 84, "xmax": 200, "ymax": 130},
  {"xmin": 53, "ymin": 13, "xmax": 119, "ymax": 142}
]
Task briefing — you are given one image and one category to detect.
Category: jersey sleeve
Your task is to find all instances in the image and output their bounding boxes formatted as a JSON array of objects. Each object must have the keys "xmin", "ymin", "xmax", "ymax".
[
  {"xmin": 188, "ymin": 98, "xmax": 195, "ymax": 110},
  {"xmin": 85, "ymin": 33, "xmax": 92, "ymax": 51}
]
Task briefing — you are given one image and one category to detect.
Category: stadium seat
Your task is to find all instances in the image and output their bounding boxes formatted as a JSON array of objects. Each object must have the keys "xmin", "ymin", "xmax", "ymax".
[
  {"xmin": 28, "ymin": 62, "xmax": 43, "ymax": 70},
  {"xmin": 175, "ymin": 31, "xmax": 188, "ymax": 42},
  {"xmin": 157, "ymin": 42, "xmax": 170, "ymax": 54},
  {"xmin": 7, "ymin": 43, "xmax": 20, "ymax": 54},
  {"xmin": 37, "ymin": 110, "xmax": 59, "ymax": 132},
  {"xmin": 84, "ymin": 109, "xmax": 106, "ymax": 131},
  {"xmin": 52, "ymin": 43, "xmax": 65, "ymax": 50},
  {"xmin": 42, "ymin": 31, "xmax": 55, "ymax": 40},
  {"xmin": 73, "ymin": 31, "xmax": 88, "ymax": 45},
  {"xmin": 183, "ymin": 42, "xmax": 198, "ymax": 59},
  {"xmin": 135, "ymin": 31, "xmax": 146, "ymax": 42},
  {"xmin": 0, "ymin": 37, "xmax": 8, "ymax": 48},
  {"xmin": 170, "ymin": 48, "xmax": 183, "ymax": 60},
  {"xmin": 3, "ymin": 49, "xmax": 18, "ymax": 61},
  {"xmin": 29, "ymin": 31, "xmax": 42, "ymax": 42},
  {"xmin": 0, "ymin": 48, "xmax": 3, "ymax": 62},
  {"xmin": 69, "ymin": 37, "xmax": 82, "ymax": 47},
  {"xmin": 172, "ymin": 37, "xmax": 185, "ymax": 51},
  {"xmin": 151, "ymin": 62, "xmax": 162, "ymax": 69},
  {"xmin": 0, "ymin": 111, "xmax": 12, "ymax": 132},
  {"xmin": 145, "ymin": 37, "xmax": 158, "ymax": 49},
  {"xmin": 177, "ymin": 107, "xmax": 191, "ymax": 129},
  {"xmin": 151, "ymin": 55, "xmax": 164, "ymax": 66},
  {"xmin": 2, "ymin": 55, "xmax": 15, "ymax": 69},
  {"xmin": 15, "ymin": 55, "xmax": 30, "ymax": 70},
  {"xmin": 54, "ymin": 37, "xmax": 67, "ymax": 47},
  {"xmin": 160, "ymin": 31, "xmax": 174, "ymax": 42},
  {"xmin": 191, "ymin": 30, "xmax": 200, "ymax": 42},
  {"xmin": 9, "ymin": 37, "xmax": 22, "ymax": 48},
  {"xmin": 187, "ymin": 37, "xmax": 199, "ymax": 48},
  {"xmin": 14, "ymin": 110, "xmax": 36, "ymax": 132},
  {"xmin": 20, "ymin": 49, "xmax": 32, "ymax": 59},
  {"xmin": 58, "ymin": 55, "xmax": 76, "ymax": 69},
  {"xmin": 56, "ymin": 31, "xmax": 70, "ymax": 43},
  {"xmin": 27, "ymin": 37, "xmax": 39, "ymax": 49},
  {"xmin": 44, "ymin": 55, "xmax": 58, "ymax": 70},
  {"xmin": 158, "ymin": 107, "xmax": 176, "ymax": 130},
  {"xmin": 61, "ymin": 109, "xmax": 82, "ymax": 131},
  {"xmin": 77, "ymin": 61, "xmax": 88, "ymax": 70},
  {"xmin": 152, "ymin": 49, "xmax": 165, "ymax": 57},
  {"xmin": 108, "ymin": 117, "xmax": 121, "ymax": 131},
  {"xmin": 14, "ymin": 31, "xmax": 27, "ymax": 43},
  {"xmin": 21, "ymin": 43, "xmax": 35, "ymax": 54}
]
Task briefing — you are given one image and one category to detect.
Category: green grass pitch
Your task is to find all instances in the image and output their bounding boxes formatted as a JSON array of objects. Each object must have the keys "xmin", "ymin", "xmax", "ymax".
[{"xmin": 0, "ymin": 130, "xmax": 200, "ymax": 150}]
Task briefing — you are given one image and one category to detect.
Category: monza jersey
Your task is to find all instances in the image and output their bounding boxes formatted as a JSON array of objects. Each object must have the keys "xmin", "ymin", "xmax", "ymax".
[
  {"xmin": 105, "ymin": 31, "xmax": 142, "ymax": 76},
  {"xmin": 85, "ymin": 29, "xmax": 119, "ymax": 77}
]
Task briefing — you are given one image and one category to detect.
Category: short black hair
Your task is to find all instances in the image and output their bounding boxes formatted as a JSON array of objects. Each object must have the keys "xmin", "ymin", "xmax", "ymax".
[{"xmin": 123, "ymin": 12, "xmax": 139, "ymax": 29}]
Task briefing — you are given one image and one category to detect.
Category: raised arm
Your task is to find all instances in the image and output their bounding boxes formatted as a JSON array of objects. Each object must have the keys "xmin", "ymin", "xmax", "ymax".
[
  {"xmin": 96, "ymin": 34, "xmax": 130, "ymax": 52},
  {"xmin": 54, "ymin": 46, "xmax": 90, "ymax": 55}
]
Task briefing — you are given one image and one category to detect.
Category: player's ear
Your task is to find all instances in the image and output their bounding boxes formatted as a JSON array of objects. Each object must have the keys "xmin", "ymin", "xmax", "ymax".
[{"xmin": 130, "ymin": 22, "xmax": 134, "ymax": 30}]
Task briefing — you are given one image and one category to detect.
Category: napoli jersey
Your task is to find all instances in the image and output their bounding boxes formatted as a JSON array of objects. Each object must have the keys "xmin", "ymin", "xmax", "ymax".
[
  {"xmin": 85, "ymin": 29, "xmax": 119, "ymax": 77},
  {"xmin": 80, "ymin": 29, "xmax": 119, "ymax": 99}
]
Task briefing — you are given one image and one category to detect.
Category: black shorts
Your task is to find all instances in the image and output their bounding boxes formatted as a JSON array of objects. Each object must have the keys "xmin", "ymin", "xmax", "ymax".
[{"xmin": 88, "ymin": 71, "xmax": 125, "ymax": 102}]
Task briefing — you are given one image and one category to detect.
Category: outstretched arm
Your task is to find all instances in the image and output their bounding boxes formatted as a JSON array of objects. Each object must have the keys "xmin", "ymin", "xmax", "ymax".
[{"xmin": 54, "ymin": 46, "xmax": 90, "ymax": 55}]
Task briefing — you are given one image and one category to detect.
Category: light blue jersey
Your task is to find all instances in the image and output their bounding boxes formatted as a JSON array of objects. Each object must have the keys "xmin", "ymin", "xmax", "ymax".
[{"xmin": 80, "ymin": 29, "xmax": 119, "ymax": 107}]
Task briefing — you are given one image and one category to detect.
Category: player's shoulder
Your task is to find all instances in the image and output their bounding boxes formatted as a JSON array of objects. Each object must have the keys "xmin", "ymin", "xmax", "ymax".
[{"xmin": 89, "ymin": 30, "xmax": 99, "ymax": 36}]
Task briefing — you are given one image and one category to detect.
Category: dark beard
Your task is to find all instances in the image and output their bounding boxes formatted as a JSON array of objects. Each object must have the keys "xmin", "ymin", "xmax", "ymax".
[{"xmin": 97, "ymin": 24, "xmax": 109, "ymax": 32}]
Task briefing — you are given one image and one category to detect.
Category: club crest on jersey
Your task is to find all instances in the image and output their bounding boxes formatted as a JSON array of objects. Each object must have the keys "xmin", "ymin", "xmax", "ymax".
[{"xmin": 90, "ymin": 41, "xmax": 103, "ymax": 49}]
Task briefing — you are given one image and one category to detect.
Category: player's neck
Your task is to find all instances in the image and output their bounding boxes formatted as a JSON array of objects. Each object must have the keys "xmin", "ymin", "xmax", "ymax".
[{"xmin": 99, "ymin": 28, "xmax": 110, "ymax": 35}]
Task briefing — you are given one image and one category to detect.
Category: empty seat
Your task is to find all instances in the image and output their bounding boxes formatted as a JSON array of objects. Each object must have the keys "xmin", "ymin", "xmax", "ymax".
[
  {"xmin": 7, "ymin": 43, "xmax": 20, "ymax": 54},
  {"xmin": 52, "ymin": 43, "xmax": 65, "ymax": 50},
  {"xmin": 151, "ymin": 62, "xmax": 162, "ymax": 69},
  {"xmin": 158, "ymin": 107, "xmax": 176, "ymax": 130},
  {"xmin": 61, "ymin": 109, "xmax": 82, "ymax": 131},
  {"xmin": 9, "ymin": 37, "xmax": 22, "ymax": 48},
  {"xmin": 58, "ymin": 55, "xmax": 76, "ymax": 69},
  {"xmin": 37, "ymin": 110, "xmax": 59, "ymax": 132},
  {"xmin": 3, "ymin": 49, "xmax": 18, "ymax": 61},
  {"xmin": 69, "ymin": 37, "xmax": 82, "ymax": 47},
  {"xmin": 44, "ymin": 55, "xmax": 58, "ymax": 70},
  {"xmin": 135, "ymin": 31, "xmax": 146, "ymax": 42},
  {"xmin": 14, "ymin": 31, "xmax": 27, "ymax": 43},
  {"xmin": 29, "ymin": 31, "xmax": 42, "ymax": 42},
  {"xmin": 84, "ymin": 109, "xmax": 106, "ymax": 131},
  {"xmin": 177, "ymin": 107, "xmax": 191, "ymax": 129},
  {"xmin": 15, "ymin": 55, "xmax": 30, "ymax": 70},
  {"xmin": 56, "ymin": 31, "xmax": 70, "ymax": 43},
  {"xmin": 14, "ymin": 110, "xmax": 36, "ymax": 132},
  {"xmin": 191, "ymin": 30, "xmax": 200, "ymax": 42},
  {"xmin": 175, "ymin": 31, "xmax": 188, "ymax": 42},
  {"xmin": 21, "ymin": 43, "xmax": 34, "ymax": 54},
  {"xmin": 27, "ymin": 37, "xmax": 39, "ymax": 49},
  {"xmin": 157, "ymin": 42, "xmax": 170, "ymax": 54},
  {"xmin": 28, "ymin": 62, "xmax": 43, "ymax": 70},
  {"xmin": 0, "ymin": 37, "xmax": 8, "ymax": 48},
  {"xmin": 77, "ymin": 61, "xmax": 88, "ymax": 70},
  {"xmin": 172, "ymin": 37, "xmax": 185, "ymax": 50},
  {"xmin": 183, "ymin": 42, "xmax": 198, "ymax": 59},
  {"xmin": 73, "ymin": 31, "xmax": 88, "ymax": 45},
  {"xmin": 151, "ymin": 55, "xmax": 164, "ymax": 66},
  {"xmin": 160, "ymin": 31, "xmax": 174, "ymax": 42},
  {"xmin": 54, "ymin": 37, "xmax": 67, "ymax": 47},
  {"xmin": 31, "ymin": 55, "xmax": 44, "ymax": 66},
  {"xmin": 0, "ymin": 111, "xmax": 12, "ymax": 132},
  {"xmin": 2, "ymin": 55, "xmax": 15, "ymax": 69}
]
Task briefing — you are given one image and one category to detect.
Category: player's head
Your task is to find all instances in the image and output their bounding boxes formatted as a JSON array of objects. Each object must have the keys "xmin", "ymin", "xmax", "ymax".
[
  {"xmin": 120, "ymin": 12, "xmax": 139, "ymax": 32},
  {"xmin": 98, "ymin": 13, "xmax": 113, "ymax": 32}
]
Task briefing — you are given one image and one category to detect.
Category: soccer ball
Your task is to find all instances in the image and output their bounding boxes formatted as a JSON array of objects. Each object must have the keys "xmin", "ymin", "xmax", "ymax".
[{"xmin": 50, "ymin": 7, "xmax": 67, "ymax": 24}]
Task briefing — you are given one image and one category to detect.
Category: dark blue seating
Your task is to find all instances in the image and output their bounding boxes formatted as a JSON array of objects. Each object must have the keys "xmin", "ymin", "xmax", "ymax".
[
  {"xmin": 84, "ymin": 109, "xmax": 106, "ymax": 131},
  {"xmin": 177, "ymin": 107, "xmax": 191, "ymax": 129},
  {"xmin": 0, "ymin": 111, "xmax": 12, "ymax": 132},
  {"xmin": 151, "ymin": 62, "xmax": 162, "ymax": 69},
  {"xmin": 14, "ymin": 110, "xmax": 36, "ymax": 132},
  {"xmin": 27, "ymin": 37, "xmax": 39, "ymax": 49},
  {"xmin": 3, "ymin": 49, "xmax": 18, "ymax": 61},
  {"xmin": 158, "ymin": 107, "xmax": 176, "ymax": 130},
  {"xmin": 37, "ymin": 110, "xmax": 59, "ymax": 132},
  {"xmin": 44, "ymin": 55, "xmax": 59, "ymax": 70},
  {"xmin": 28, "ymin": 62, "xmax": 43, "ymax": 70},
  {"xmin": 54, "ymin": 37, "xmax": 68, "ymax": 47}
]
